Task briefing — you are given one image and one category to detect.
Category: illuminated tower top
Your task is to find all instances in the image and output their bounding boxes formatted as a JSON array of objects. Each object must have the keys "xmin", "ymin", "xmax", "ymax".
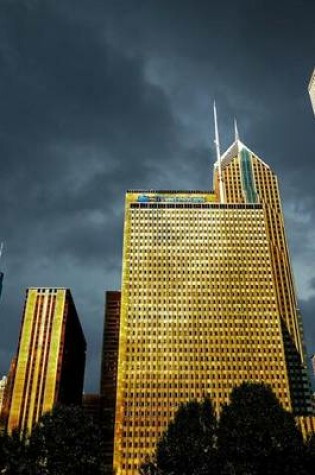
[
  {"xmin": 308, "ymin": 68, "xmax": 315, "ymax": 116},
  {"xmin": 213, "ymin": 101, "xmax": 225, "ymax": 203},
  {"xmin": 213, "ymin": 112, "xmax": 272, "ymax": 205}
]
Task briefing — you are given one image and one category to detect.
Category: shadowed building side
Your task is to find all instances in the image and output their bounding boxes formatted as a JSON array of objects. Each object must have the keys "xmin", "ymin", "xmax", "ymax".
[
  {"xmin": 83, "ymin": 393, "xmax": 101, "ymax": 426},
  {"xmin": 100, "ymin": 291, "xmax": 121, "ymax": 474},
  {"xmin": 7, "ymin": 288, "xmax": 86, "ymax": 436},
  {"xmin": 0, "ymin": 272, "xmax": 3, "ymax": 302}
]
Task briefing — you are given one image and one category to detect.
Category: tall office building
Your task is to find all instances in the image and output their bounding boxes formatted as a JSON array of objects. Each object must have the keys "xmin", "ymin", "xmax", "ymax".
[
  {"xmin": 308, "ymin": 68, "xmax": 315, "ymax": 115},
  {"xmin": 114, "ymin": 187, "xmax": 298, "ymax": 474},
  {"xmin": 213, "ymin": 132, "xmax": 312, "ymax": 414},
  {"xmin": 111, "ymin": 113, "xmax": 315, "ymax": 473},
  {"xmin": 7, "ymin": 288, "xmax": 86, "ymax": 435},
  {"xmin": 101, "ymin": 291, "xmax": 121, "ymax": 473}
]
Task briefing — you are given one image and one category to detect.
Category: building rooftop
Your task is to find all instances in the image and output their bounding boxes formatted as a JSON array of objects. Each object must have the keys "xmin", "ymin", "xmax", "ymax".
[{"xmin": 126, "ymin": 190, "xmax": 214, "ymax": 194}]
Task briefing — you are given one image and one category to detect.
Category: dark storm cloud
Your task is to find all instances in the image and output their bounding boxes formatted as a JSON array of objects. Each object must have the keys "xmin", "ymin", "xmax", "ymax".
[{"xmin": 1, "ymin": 0, "xmax": 315, "ymax": 390}]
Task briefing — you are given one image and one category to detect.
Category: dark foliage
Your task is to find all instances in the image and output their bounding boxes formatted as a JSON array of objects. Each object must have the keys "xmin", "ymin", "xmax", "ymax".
[
  {"xmin": 28, "ymin": 404, "xmax": 104, "ymax": 475},
  {"xmin": 154, "ymin": 397, "xmax": 218, "ymax": 475},
  {"xmin": 0, "ymin": 430, "xmax": 31, "ymax": 475},
  {"xmin": 140, "ymin": 383, "xmax": 313, "ymax": 475},
  {"xmin": 217, "ymin": 382, "xmax": 308, "ymax": 475},
  {"xmin": 0, "ymin": 405, "xmax": 104, "ymax": 475},
  {"xmin": 305, "ymin": 432, "xmax": 315, "ymax": 473}
]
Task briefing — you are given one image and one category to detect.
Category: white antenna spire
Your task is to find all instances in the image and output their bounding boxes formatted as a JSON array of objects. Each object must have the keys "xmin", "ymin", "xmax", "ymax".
[
  {"xmin": 213, "ymin": 101, "xmax": 225, "ymax": 203},
  {"xmin": 0, "ymin": 242, "xmax": 3, "ymax": 262},
  {"xmin": 234, "ymin": 118, "xmax": 239, "ymax": 142}
]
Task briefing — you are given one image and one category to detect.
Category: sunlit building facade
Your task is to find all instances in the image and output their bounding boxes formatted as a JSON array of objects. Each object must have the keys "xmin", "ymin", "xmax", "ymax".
[
  {"xmin": 7, "ymin": 288, "xmax": 86, "ymax": 435},
  {"xmin": 213, "ymin": 138, "xmax": 313, "ymax": 414},
  {"xmin": 114, "ymin": 189, "xmax": 295, "ymax": 474}
]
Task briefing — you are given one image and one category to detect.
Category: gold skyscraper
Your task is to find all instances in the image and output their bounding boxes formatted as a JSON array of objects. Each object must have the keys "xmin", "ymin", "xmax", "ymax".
[
  {"xmin": 213, "ymin": 128, "xmax": 312, "ymax": 415},
  {"xmin": 114, "ymin": 194, "xmax": 297, "ymax": 473},
  {"xmin": 7, "ymin": 288, "xmax": 86, "ymax": 435},
  {"xmin": 112, "ymin": 117, "xmax": 314, "ymax": 474}
]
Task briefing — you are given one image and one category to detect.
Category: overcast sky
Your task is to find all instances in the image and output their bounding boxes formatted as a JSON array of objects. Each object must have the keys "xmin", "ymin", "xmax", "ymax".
[{"xmin": 0, "ymin": 0, "xmax": 314, "ymax": 392}]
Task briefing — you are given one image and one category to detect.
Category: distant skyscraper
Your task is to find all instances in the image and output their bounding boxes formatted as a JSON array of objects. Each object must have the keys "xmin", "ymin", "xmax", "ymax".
[
  {"xmin": 101, "ymin": 291, "xmax": 121, "ymax": 473},
  {"xmin": 213, "ymin": 131, "xmax": 312, "ymax": 415},
  {"xmin": 0, "ymin": 273, "xmax": 3, "ymax": 301},
  {"xmin": 311, "ymin": 354, "xmax": 315, "ymax": 381},
  {"xmin": 308, "ymin": 68, "xmax": 315, "ymax": 115},
  {"xmin": 7, "ymin": 288, "xmax": 86, "ymax": 435},
  {"xmin": 0, "ymin": 357, "xmax": 16, "ymax": 433},
  {"xmin": 0, "ymin": 376, "xmax": 7, "ymax": 416},
  {"xmin": 112, "ymin": 113, "xmax": 314, "ymax": 474}
]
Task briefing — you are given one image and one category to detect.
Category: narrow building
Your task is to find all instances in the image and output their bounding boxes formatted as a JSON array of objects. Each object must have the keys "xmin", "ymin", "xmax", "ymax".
[
  {"xmin": 7, "ymin": 288, "xmax": 86, "ymax": 435},
  {"xmin": 100, "ymin": 291, "xmax": 121, "ymax": 473}
]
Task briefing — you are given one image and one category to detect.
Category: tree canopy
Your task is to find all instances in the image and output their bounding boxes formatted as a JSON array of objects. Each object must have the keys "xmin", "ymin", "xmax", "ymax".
[
  {"xmin": 217, "ymin": 382, "xmax": 307, "ymax": 475},
  {"xmin": 156, "ymin": 397, "xmax": 217, "ymax": 475},
  {"xmin": 0, "ymin": 404, "xmax": 104, "ymax": 475},
  {"xmin": 140, "ymin": 382, "xmax": 313, "ymax": 475},
  {"xmin": 0, "ymin": 430, "xmax": 30, "ymax": 475}
]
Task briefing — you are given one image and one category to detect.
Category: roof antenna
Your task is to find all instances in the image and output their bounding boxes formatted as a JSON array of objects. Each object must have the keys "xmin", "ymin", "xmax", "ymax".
[
  {"xmin": 234, "ymin": 118, "xmax": 240, "ymax": 142},
  {"xmin": 0, "ymin": 242, "xmax": 3, "ymax": 262},
  {"xmin": 213, "ymin": 101, "xmax": 225, "ymax": 203}
]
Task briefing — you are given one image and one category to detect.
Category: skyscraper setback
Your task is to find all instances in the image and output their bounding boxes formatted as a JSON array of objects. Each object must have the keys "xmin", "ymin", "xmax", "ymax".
[
  {"xmin": 7, "ymin": 288, "xmax": 86, "ymax": 435},
  {"xmin": 112, "ymin": 124, "xmax": 314, "ymax": 474}
]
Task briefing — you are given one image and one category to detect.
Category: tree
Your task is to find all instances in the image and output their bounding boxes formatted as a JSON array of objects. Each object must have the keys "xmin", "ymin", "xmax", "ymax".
[
  {"xmin": 154, "ymin": 397, "xmax": 218, "ymax": 475},
  {"xmin": 217, "ymin": 382, "xmax": 307, "ymax": 475},
  {"xmin": 0, "ymin": 430, "xmax": 31, "ymax": 475},
  {"xmin": 28, "ymin": 404, "xmax": 104, "ymax": 475},
  {"xmin": 305, "ymin": 432, "xmax": 315, "ymax": 473}
]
